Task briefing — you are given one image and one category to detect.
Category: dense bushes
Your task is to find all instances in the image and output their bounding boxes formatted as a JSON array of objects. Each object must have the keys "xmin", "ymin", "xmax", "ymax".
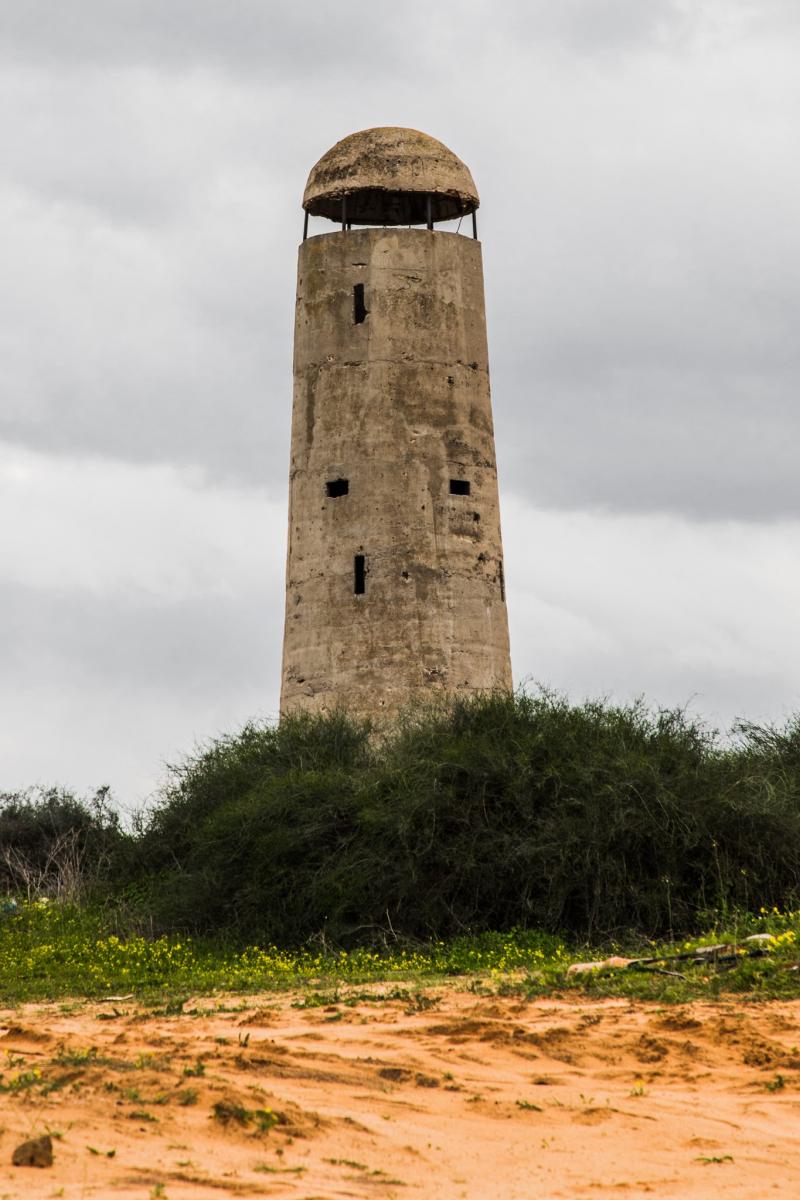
[
  {"xmin": 131, "ymin": 692, "xmax": 800, "ymax": 943},
  {"xmin": 4, "ymin": 694, "xmax": 799, "ymax": 942},
  {"xmin": 0, "ymin": 786, "xmax": 129, "ymax": 902}
]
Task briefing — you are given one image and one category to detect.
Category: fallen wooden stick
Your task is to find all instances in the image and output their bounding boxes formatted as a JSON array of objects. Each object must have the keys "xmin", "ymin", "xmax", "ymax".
[{"xmin": 567, "ymin": 935, "xmax": 776, "ymax": 977}]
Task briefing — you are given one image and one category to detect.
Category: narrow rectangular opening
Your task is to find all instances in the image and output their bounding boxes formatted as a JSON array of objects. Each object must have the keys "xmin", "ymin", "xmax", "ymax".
[
  {"xmin": 499, "ymin": 559, "xmax": 506, "ymax": 601},
  {"xmin": 353, "ymin": 283, "xmax": 367, "ymax": 324},
  {"xmin": 354, "ymin": 554, "xmax": 366, "ymax": 595},
  {"xmin": 326, "ymin": 478, "xmax": 349, "ymax": 497},
  {"xmin": 449, "ymin": 479, "xmax": 471, "ymax": 496}
]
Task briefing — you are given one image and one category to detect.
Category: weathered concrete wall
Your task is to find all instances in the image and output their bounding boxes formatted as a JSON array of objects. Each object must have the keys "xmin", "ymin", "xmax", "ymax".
[{"xmin": 280, "ymin": 226, "xmax": 512, "ymax": 717}]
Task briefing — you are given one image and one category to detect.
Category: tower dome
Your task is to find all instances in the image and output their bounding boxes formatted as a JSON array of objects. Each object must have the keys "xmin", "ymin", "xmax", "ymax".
[{"xmin": 302, "ymin": 126, "xmax": 479, "ymax": 225}]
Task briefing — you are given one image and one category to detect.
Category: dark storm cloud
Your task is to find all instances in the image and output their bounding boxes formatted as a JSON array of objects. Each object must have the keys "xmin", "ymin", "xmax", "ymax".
[
  {"xmin": 9, "ymin": 0, "xmax": 790, "ymax": 73},
  {"xmin": 500, "ymin": 0, "xmax": 689, "ymax": 51},
  {"xmin": 493, "ymin": 373, "xmax": 800, "ymax": 521},
  {"xmin": 0, "ymin": 447, "xmax": 285, "ymax": 798},
  {"xmin": 0, "ymin": 579, "xmax": 280, "ymax": 802},
  {"xmin": 0, "ymin": 0, "xmax": 686, "ymax": 73},
  {"xmin": 503, "ymin": 497, "xmax": 800, "ymax": 735},
  {"xmin": 0, "ymin": 579, "xmax": 275, "ymax": 698},
  {"xmin": 0, "ymin": 1, "xmax": 418, "ymax": 76}
]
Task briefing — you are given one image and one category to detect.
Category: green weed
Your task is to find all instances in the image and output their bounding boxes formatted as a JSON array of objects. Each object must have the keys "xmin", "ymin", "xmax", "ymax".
[
  {"xmin": 254, "ymin": 1164, "xmax": 305, "ymax": 1174},
  {"xmin": 211, "ymin": 1100, "xmax": 280, "ymax": 1132}
]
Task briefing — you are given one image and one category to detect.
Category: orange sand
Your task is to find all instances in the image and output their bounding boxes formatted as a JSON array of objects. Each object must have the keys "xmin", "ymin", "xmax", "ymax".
[{"xmin": 2, "ymin": 987, "xmax": 800, "ymax": 1198}]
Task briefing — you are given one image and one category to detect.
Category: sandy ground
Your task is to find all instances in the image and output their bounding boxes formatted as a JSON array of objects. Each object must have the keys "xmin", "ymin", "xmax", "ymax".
[{"xmin": 2, "ymin": 986, "xmax": 800, "ymax": 1199}]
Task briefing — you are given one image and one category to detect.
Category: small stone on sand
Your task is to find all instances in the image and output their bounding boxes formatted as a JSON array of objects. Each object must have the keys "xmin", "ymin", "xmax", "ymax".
[{"xmin": 12, "ymin": 1135, "xmax": 53, "ymax": 1168}]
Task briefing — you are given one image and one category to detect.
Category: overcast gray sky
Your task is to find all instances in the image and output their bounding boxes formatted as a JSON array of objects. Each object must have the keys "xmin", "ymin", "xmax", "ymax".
[{"xmin": 2, "ymin": 0, "xmax": 798, "ymax": 809}]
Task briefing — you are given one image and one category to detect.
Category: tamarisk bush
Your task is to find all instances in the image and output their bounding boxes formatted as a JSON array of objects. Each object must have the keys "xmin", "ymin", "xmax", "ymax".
[{"xmin": 133, "ymin": 692, "xmax": 800, "ymax": 943}]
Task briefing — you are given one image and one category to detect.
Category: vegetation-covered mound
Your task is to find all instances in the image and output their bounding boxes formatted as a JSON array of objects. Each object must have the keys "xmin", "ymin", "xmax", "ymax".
[
  {"xmin": 3, "ymin": 692, "xmax": 800, "ymax": 945},
  {"xmin": 134, "ymin": 692, "xmax": 800, "ymax": 942}
]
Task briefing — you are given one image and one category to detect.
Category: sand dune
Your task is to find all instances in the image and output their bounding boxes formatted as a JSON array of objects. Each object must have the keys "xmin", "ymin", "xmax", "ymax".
[{"xmin": 2, "ymin": 987, "xmax": 800, "ymax": 1197}]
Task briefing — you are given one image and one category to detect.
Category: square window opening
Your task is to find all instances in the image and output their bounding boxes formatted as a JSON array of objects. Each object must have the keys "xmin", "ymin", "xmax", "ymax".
[
  {"xmin": 326, "ymin": 478, "xmax": 349, "ymax": 498},
  {"xmin": 449, "ymin": 479, "xmax": 471, "ymax": 496}
]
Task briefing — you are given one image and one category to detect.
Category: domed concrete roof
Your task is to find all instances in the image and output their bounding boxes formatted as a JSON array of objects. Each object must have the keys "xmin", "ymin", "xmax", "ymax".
[{"xmin": 303, "ymin": 127, "xmax": 479, "ymax": 225}]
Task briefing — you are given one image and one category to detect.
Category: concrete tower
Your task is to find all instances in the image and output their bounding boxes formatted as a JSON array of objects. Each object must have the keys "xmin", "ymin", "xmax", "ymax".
[{"xmin": 280, "ymin": 127, "xmax": 512, "ymax": 716}]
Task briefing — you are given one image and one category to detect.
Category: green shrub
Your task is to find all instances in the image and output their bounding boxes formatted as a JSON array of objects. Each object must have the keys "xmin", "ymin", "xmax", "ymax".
[
  {"xmin": 0, "ymin": 786, "xmax": 129, "ymax": 903},
  {"xmin": 133, "ymin": 692, "xmax": 800, "ymax": 943}
]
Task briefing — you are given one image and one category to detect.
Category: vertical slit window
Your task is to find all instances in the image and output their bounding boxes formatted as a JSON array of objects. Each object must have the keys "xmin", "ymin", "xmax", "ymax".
[
  {"xmin": 354, "ymin": 554, "xmax": 366, "ymax": 595},
  {"xmin": 499, "ymin": 559, "xmax": 506, "ymax": 601},
  {"xmin": 353, "ymin": 283, "xmax": 367, "ymax": 324}
]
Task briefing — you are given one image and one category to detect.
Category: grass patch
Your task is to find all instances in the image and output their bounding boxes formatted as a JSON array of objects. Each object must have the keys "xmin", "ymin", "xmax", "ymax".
[
  {"xmin": 212, "ymin": 1101, "xmax": 281, "ymax": 1132},
  {"xmin": 254, "ymin": 1163, "xmax": 306, "ymax": 1174},
  {"xmin": 1, "ymin": 899, "xmax": 800, "ymax": 1003}
]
